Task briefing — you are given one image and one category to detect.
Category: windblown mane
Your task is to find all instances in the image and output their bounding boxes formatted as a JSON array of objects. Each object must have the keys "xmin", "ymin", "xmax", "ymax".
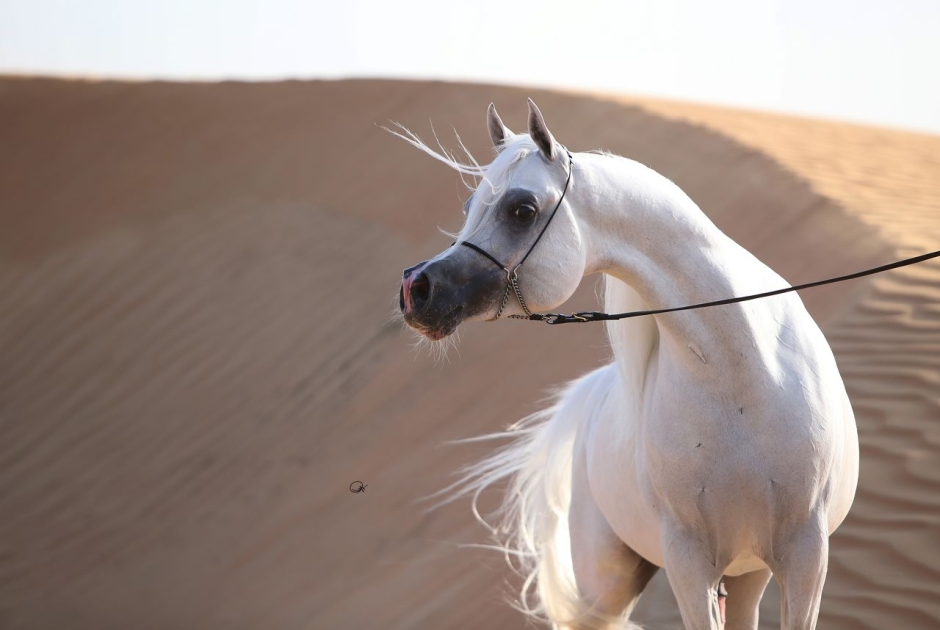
[{"xmin": 384, "ymin": 123, "xmax": 536, "ymax": 240}]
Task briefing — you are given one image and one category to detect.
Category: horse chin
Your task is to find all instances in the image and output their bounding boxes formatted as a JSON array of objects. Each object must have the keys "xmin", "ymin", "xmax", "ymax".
[
  {"xmin": 410, "ymin": 305, "xmax": 464, "ymax": 340},
  {"xmin": 418, "ymin": 326, "xmax": 455, "ymax": 341}
]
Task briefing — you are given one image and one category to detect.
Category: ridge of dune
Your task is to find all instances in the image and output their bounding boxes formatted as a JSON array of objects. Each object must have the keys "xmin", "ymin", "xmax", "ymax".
[
  {"xmin": 614, "ymin": 94, "xmax": 940, "ymax": 254},
  {"xmin": 0, "ymin": 77, "xmax": 934, "ymax": 629}
]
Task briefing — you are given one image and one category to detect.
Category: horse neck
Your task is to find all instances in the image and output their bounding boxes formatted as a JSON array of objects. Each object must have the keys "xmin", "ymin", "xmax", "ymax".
[{"xmin": 575, "ymin": 152, "xmax": 786, "ymax": 376}]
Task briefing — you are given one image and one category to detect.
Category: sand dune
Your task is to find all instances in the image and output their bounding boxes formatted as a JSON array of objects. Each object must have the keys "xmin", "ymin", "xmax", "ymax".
[
  {"xmin": 614, "ymin": 96, "xmax": 940, "ymax": 253},
  {"xmin": 0, "ymin": 77, "xmax": 935, "ymax": 629}
]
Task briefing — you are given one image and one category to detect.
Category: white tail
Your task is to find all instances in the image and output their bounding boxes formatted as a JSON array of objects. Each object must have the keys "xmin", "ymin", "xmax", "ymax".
[{"xmin": 436, "ymin": 384, "xmax": 585, "ymax": 627}]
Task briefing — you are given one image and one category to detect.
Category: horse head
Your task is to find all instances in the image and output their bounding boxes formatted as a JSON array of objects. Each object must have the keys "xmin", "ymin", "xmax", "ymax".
[{"xmin": 399, "ymin": 99, "xmax": 585, "ymax": 340}]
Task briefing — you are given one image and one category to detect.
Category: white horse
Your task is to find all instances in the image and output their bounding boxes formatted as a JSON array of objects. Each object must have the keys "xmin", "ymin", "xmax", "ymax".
[{"xmin": 394, "ymin": 99, "xmax": 859, "ymax": 630}]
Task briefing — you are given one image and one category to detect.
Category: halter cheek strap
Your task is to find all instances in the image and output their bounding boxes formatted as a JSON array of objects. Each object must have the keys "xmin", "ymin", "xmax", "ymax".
[{"xmin": 455, "ymin": 147, "xmax": 574, "ymax": 321}]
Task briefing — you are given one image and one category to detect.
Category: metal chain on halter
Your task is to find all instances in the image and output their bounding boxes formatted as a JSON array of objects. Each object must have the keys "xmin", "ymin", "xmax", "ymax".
[
  {"xmin": 458, "ymin": 147, "xmax": 574, "ymax": 322},
  {"xmin": 493, "ymin": 272, "xmax": 513, "ymax": 320},
  {"xmin": 507, "ymin": 270, "xmax": 533, "ymax": 319},
  {"xmin": 492, "ymin": 269, "xmax": 533, "ymax": 320}
]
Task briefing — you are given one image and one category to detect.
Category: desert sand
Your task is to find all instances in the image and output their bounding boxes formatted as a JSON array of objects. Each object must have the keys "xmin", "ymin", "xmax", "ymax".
[{"xmin": 0, "ymin": 77, "xmax": 937, "ymax": 629}]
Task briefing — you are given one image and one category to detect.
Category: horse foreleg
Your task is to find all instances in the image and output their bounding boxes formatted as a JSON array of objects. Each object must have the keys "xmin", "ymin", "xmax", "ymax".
[
  {"xmin": 722, "ymin": 568, "xmax": 772, "ymax": 630},
  {"xmin": 770, "ymin": 518, "xmax": 829, "ymax": 630},
  {"xmin": 661, "ymin": 524, "xmax": 725, "ymax": 630}
]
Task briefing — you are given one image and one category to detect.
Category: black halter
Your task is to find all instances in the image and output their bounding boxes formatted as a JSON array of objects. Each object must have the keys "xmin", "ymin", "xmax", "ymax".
[
  {"xmin": 451, "ymin": 146, "xmax": 940, "ymax": 326},
  {"xmin": 455, "ymin": 147, "xmax": 574, "ymax": 321}
]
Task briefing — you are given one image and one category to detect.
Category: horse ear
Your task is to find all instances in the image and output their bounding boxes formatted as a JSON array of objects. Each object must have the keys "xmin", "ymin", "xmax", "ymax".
[
  {"xmin": 527, "ymin": 98, "xmax": 557, "ymax": 162},
  {"xmin": 487, "ymin": 102, "xmax": 514, "ymax": 151}
]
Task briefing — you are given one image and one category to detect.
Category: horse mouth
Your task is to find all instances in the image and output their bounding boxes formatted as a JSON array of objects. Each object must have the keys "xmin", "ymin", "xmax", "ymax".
[{"xmin": 411, "ymin": 305, "xmax": 463, "ymax": 340}]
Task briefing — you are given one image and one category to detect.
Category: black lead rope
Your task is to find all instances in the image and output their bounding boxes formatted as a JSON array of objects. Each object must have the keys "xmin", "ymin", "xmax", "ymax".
[
  {"xmin": 530, "ymin": 247, "xmax": 940, "ymax": 325},
  {"xmin": 453, "ymin": 147, "xmax": 940, "ymax": 325}
]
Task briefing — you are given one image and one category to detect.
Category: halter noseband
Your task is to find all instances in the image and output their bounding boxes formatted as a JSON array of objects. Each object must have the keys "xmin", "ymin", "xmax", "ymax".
[{"xmin": 454, "ymin": 147, "xmax": 574, "ymax": 321}]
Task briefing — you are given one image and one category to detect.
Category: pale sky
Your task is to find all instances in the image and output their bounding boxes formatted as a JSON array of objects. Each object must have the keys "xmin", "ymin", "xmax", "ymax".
[{"xmin": 1, "ymin": 0, "xmax": 938, "ymax": 134}]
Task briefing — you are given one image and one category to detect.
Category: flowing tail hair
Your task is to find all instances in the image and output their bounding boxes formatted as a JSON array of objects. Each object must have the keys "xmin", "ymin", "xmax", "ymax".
[
  {"xmin": 425, "ymin": 375, "xmax": 605, "ymax": 628},
  {"xmin": 435, "ymin": 371, "xmax": 634, "ymax": 628}
]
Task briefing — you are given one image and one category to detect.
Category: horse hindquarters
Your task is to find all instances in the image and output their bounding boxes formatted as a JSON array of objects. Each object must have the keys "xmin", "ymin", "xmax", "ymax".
[
  {"xmin": 507, "ymin": 365, "xmax": 653, "ymax": 629},
  {"xmin": 551, "ymin": 365, "xmax": 659, "ymax": 629},
  {"xmin": 452, "ymin": 364, "xmax": 653, "ymax": 629},
  {"xmin": 569, "ymin": 433, "xmax": 658, "ymax": 629}
]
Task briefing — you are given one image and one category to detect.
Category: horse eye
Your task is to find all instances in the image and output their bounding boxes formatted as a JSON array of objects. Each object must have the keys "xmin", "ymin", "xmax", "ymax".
[{"xmin": 514, "ymin": 204, "xmax": 537, "ymax": 221}]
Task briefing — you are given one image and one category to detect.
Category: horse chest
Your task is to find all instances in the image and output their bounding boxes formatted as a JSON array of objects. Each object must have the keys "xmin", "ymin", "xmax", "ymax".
[
  {"xmin": 588, "ymin": 367, "xmax": 830, "ymax": 557},
  {"xmin": 645, "ymin": 388, "xmax": 815, "ymax": 492}
]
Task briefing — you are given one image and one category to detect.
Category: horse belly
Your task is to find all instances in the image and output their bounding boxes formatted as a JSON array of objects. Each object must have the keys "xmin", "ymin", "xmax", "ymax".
[{"xmin": 724, "ymin": 552, "xmax": 769, "ymax": 577}]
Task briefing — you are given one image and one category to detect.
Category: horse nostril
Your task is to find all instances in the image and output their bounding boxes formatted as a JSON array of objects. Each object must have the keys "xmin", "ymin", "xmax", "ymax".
[{"xmin": 410, "ymin": 272, "xmax": 431, "ymax": 307}]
